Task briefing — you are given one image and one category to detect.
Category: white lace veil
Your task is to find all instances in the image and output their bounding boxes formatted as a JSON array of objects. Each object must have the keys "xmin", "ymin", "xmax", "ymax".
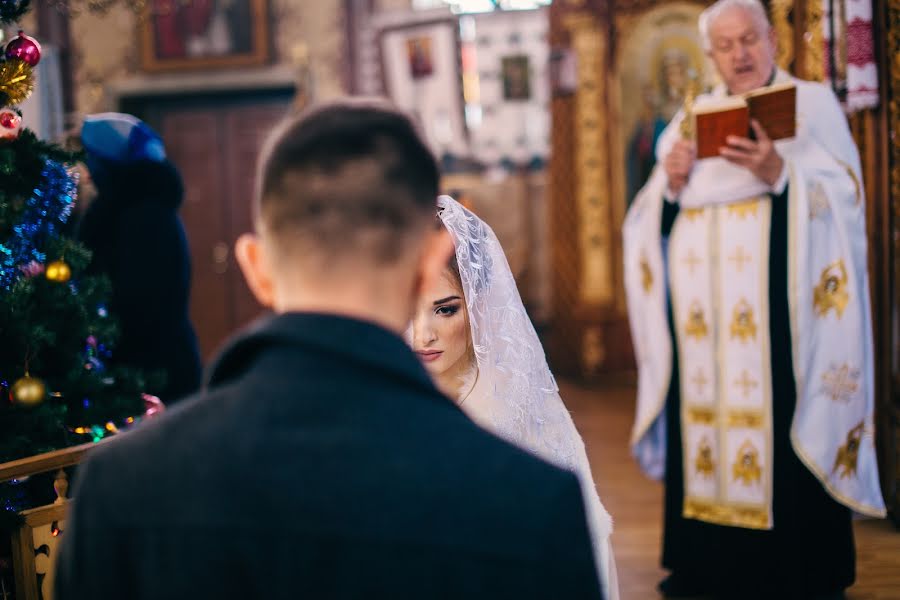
[
  {"xmin": 437, "ymin": 195, "xmax": 579, "ymax": 472},
  {"xmin": 436, "ymin": 196, "xmax": 617, "ymax": 597}
]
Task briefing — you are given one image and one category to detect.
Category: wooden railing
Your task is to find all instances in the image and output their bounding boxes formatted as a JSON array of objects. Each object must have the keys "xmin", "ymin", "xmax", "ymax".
[{"xmin": 1, "ymin": 441, "xmax": 105, "ymax": 600}]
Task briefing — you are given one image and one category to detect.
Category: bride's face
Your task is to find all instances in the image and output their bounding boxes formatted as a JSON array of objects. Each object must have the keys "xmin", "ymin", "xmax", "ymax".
[{"xmin": 411, "ymin": 269, "xmax": 471, "ymax": 379}]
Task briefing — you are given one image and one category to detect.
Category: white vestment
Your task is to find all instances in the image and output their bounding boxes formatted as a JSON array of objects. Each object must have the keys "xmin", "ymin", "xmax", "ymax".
[{"xmin": 624, "ymin": 70, "xmax": 886, "ymax": 528}]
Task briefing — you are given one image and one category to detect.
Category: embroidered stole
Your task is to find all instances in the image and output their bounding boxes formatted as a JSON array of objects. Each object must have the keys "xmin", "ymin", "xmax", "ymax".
[{"xmin": 668, "ymin": 196, "xmax": 774, "ymax": 529}]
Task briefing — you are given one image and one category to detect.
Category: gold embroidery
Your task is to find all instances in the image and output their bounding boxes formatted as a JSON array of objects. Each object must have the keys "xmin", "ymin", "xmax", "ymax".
[
  {"xmin": 728, "ymin": 246, "xmax": 752, "ymax": 272},
  {"xmin": 685, "ymin": 301, "xmax": 709, "ymax": 340},
  {"xmin": 832, "ymin": 421, "xmax": 865, "ymax": 479},
  {"xmin": 683, "ymin": 249, "xmax": 702, "ymax": 274},
  {"xmin": 727, "ymin": 199, "xmax": 760, "ymax": 219},
  {"xmin": 734, "ymin": 369, "xmax": 759, "ymax": 398},
  {"xmin": 733, "ymin": 440, "xmax": 763, "ymax": 485},
  {"xmin": 821, "ymin": 364, "xmax": 861, "ymax": 403},
  {"xmin": 695, "ymin": 437, "xmax": 715, "ymax": 478},
  {"xmin": 683, "ymin": 498, "xmax": 770, "ymax": 530},
  {"xmin": 836, "ymin": 159, "xmax": 862, "ymax": 205},
  {"xmin": 687, "ymin": 407, "xmax": 716, "ymax": 424},
  {"xmin": 808, "ymin": 182, "xmax": 830, "ymax": 220},
  {"xmin": 691, "ymin": 368, "xmax": 709, "ymax": 396},
  {"xmin": 730, "ymin": 299, "xmax": 758, "ymax": 341},
  {"xmin": 683, "ymin": 207, "xmax": 704, "ymax": 221},
  {"xmin": 640, "ymin": 255, "xmax": 653, "ymax": 293},
  {"xmin": 813, "ymin": 260, "xmax": 850, "ymax": 318},
  {"xmin": 727, "ymin": 411, "xmax": 764, "ymax": 428}
]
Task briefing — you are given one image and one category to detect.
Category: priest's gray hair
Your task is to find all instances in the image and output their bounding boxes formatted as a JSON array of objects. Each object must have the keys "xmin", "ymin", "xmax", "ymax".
[{"xmin": 699, "ymin": 0, "xmax": 771, "ymax": 51}]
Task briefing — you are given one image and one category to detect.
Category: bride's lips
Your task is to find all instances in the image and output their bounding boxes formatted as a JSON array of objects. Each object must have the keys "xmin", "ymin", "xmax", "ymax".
[{"xmin": 416, "ymin": 350, "xmax": 443, "ymax": 363}]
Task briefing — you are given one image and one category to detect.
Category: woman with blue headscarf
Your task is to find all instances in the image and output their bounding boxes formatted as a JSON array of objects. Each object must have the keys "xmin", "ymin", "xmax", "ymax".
[{"xmin": 78, "ymin": 112, "xmax": 201, "ymax": 405}]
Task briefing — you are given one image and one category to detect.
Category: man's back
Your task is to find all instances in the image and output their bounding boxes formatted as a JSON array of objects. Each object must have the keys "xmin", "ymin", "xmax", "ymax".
[{"xmin": 56, "ymin": 314, "xmax": 601, "ymax": 599}]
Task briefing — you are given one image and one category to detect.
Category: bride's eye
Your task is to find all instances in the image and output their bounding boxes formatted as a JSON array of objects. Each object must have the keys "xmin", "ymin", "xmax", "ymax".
[{"xmin": 435, "ymin": 305, "xmax": 459, "ymax": 317}]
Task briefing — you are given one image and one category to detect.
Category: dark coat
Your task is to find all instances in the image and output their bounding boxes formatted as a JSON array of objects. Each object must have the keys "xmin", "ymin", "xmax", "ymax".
[
  {"xmin": 77, "ymin": 159, "xmax": 201, "ymax": 403},
  {"xmin": 55, "ymin": 313, "xmax": 602, "ymax": 599}
]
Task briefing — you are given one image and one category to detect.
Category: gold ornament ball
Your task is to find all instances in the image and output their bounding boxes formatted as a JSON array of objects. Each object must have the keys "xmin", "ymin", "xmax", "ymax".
[
  {"xmin": 45, "ymin": 260, "xmax": 72, "ymax": 283},
  {"xmin": 11, "ymin": 375, "xmax": 46, "ymax": 407}
]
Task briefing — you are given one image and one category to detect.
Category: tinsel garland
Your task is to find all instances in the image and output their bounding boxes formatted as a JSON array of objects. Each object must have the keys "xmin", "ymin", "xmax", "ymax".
[
  {"xmin": 0, "ymin": 59, "xmax": 33, "ymax": 106},
  {"xmin": 0, "ymin": 160, "xmax": 76, "ymax": 288}
]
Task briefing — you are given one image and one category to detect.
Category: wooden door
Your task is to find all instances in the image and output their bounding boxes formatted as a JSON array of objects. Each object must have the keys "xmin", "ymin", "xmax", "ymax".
[{"xmin": 125, "ymin": 92, "xmax": 293, "ymax": 360}]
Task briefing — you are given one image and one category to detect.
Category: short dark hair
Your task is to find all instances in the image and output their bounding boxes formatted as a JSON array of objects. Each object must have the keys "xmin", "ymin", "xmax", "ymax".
[{"xmin": 255, "ymin": 98, "xmax": 440, "ymax": 263}]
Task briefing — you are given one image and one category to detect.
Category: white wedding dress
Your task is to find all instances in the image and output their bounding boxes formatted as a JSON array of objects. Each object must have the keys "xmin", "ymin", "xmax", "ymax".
[{"xmin": 438, "ymin": 196, "xmax": 619, "ymax": 600}]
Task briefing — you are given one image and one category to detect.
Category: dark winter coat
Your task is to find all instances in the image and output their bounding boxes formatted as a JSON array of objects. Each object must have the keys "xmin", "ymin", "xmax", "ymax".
[
  {"xmin": 77, "ymin": 159, "xmax": 201, "ymax": 404},
  {"xmin": 55, "ymin": 313, "xmax": 602, "ymax": 599}
]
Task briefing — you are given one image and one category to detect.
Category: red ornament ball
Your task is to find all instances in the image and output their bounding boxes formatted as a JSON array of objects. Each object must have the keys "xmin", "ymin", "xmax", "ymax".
[
  {"xmin": 5, "ymin": 30, "xmax": 41, "ymax": 67},
  {"xmin": 0, "ymin": 108, "xmax": 21, "ymax": 140}
]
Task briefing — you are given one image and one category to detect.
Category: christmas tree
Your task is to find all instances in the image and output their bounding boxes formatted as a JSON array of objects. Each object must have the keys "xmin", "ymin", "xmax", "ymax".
[{"xmin": 0, "ymin": 0, "xmax": 148, "ymax": 527}]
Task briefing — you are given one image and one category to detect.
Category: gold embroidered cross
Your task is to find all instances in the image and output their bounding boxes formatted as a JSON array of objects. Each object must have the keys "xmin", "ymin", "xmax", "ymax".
[
  {"xmin": 692, "ymin": 369, "xmax": 709, "ymax": 396},
  {"xmin": 734, "ymin": 370, "xmax": 759, "ymax": 398},
  {"xmin": 683, "ymin": 249, "xmax": 702, "ymax": 274},
  {"xmin": 821, "ymin": 364, "xmax": 860, "ymax": 403},
  {"xmin": 729, "ymin": 246, "xmax": 752, "ymax": 272}
]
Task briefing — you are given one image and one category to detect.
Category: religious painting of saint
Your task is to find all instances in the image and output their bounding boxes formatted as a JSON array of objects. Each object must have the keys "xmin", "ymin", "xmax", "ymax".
[
  {"xmin": 140, "ymin": 0, "xmax": 270, "ymax": 72},
  {"xmin": 501, "ymin": 55, "xmax": 531, "ymax": 100},
  {"xmin": 406, "ymin": 37, "xmax": 434, "ymax": 79},
  {"xmin": 614, "ymin": 3, "xmax": 715, "ymax": 210}
]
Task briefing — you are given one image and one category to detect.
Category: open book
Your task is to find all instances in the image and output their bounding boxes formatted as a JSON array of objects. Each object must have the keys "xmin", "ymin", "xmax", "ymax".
[{"xmin": 693, "ymin": 82, "xmax": 796, "ymax": 159}]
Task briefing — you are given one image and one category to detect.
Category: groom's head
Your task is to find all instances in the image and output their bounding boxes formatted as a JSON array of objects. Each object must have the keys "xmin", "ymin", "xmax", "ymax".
[{"xmin": 236, "ymin": 98, "xmax": 454, "ymax": 331}]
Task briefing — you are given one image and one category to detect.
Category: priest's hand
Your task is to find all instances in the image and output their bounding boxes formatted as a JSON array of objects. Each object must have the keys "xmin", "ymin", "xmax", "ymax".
[
  {"xmin": 719, "ymin": 119, "xmax": 785, "ymax": 187},
  {"xmin": 664, "ymin": 139, "xmax": 696, "ymax": 196}
]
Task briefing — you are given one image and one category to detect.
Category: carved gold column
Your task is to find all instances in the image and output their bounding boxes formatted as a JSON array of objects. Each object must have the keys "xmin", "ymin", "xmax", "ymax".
[
  {"xmin": 804, "ymin": 0, "xmax": 826, "ymax": 81},
  {"xmin": 566, "ymin": 14, "xmax": 613, "ymax": 307},
  {"xmin": 770, "ymin": 0, "xmax": 795, "ymax": 71}
]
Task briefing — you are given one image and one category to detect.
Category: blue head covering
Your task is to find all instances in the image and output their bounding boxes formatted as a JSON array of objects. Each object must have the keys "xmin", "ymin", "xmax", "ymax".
[{"xmin": 80, "ymin": 112, "xmax": 166, "ymax": 165}]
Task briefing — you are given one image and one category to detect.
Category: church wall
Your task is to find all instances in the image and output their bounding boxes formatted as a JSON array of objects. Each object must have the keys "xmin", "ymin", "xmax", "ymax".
[{"xmin": 68, "ymin": 1, "xmax": 348, "ymax": 116}]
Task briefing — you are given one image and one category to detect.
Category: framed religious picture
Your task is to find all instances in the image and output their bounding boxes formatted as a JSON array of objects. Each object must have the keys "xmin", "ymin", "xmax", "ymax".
[
  {"xmin": 406, "ymin": 36, "xmax": 434, "ymax": 79},
  {"xmin": 501, "ymin": 55, "xmax": 531, "ymax": 100},
  {"xmin": 140, "ymin": 0, "xmax": 270, "ymax": 72},
  {"xmin": 378, "ymin": 16, "xmax": 469, "ymax": 160},
  {"xmin": 613, "ymin": 3, "xmax": 715, "ymax": 212}
]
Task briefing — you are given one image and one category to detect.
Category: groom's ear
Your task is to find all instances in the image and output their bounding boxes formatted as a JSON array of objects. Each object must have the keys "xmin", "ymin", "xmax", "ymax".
[
  {"xmin": 415, "ymin": 226, "xmax": 455, "ymax": 296},
  {"xmin": 235, "ymin": 232, "xmax": 276, "ymax": 309}
]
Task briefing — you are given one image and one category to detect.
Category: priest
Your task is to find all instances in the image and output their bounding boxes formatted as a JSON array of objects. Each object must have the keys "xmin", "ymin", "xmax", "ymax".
[{"xmin": 623, "ymin": 0, "xmax": 886, "ymax": 597}]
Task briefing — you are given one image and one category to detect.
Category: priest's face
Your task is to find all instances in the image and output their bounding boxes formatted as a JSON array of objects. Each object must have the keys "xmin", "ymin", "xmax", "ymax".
[
  {"xmin": 706, "ymin": 7, "xmax": 777, "ymax": 94},
  {"xmin": 411, "ymin": 268, "xmax": 473, "ymax": 387}
]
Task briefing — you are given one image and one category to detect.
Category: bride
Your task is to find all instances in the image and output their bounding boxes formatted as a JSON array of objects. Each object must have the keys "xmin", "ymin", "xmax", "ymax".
[{"xmin": 411, "ymin": 196, "xmax": 619, "ymax": 599}]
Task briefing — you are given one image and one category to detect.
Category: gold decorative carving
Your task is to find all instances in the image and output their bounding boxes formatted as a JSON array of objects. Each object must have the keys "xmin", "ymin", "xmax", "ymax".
[
  {"xmin": 813, "ymin": 260, "xmax": 850, "ymax": 318},
  {"xmin": 770, "ymin": 0, "xmax": 794, "ymax": 71},
  {"xmin": 832, "ymin": 421, "xmax": 865, "ymax": 479},
  {"xmin": 581, "ymin": 326, "xmax": 606, "ymax": 375},
  {"xmin": 733, "ymin": 439, "xmax": 763, "ymax": 485},
  {"xmin": 566, "ymin": 15, "xmax": 614, "ymax": 305},
  {"xmin": 804, "ymin": 0, "xmax": 826, "ymax": 82}
]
